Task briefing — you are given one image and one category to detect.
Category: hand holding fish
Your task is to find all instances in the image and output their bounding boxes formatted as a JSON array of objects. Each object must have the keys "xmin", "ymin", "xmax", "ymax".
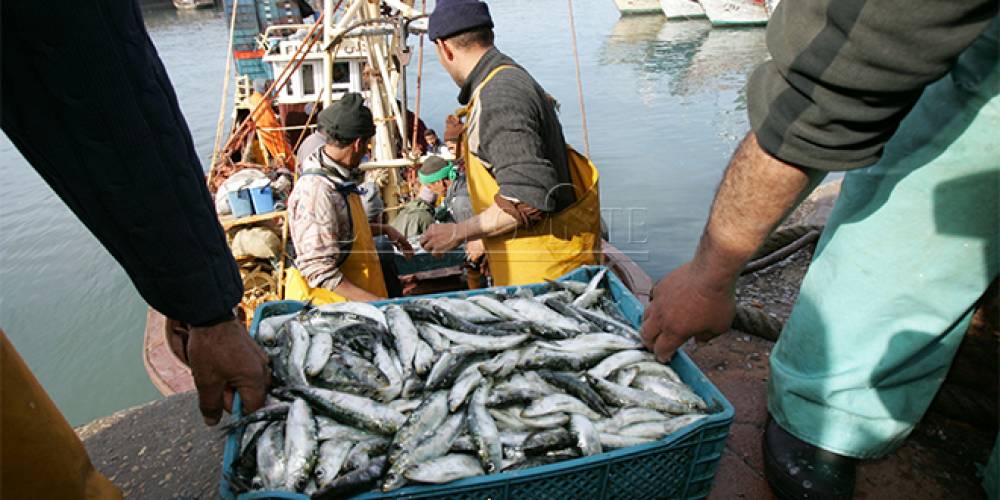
[
  {"xmin": 640, "ymin": 262, "xmax": 735, "ymax": 362},
  {"xmin": 186, "ymin": 318, "xmax": 271, "ymax": 426}
]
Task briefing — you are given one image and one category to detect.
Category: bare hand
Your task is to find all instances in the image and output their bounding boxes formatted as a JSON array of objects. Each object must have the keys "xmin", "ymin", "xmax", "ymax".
[
  {"xmin": 420, "ymin": 223, "xmax": 463, "ymax": 257},
  {"xmin": 186, "ymin": 318, "xmax": 270, "ymax": 425},
  {"xmin": 640, "ymin": 262, "xmax": 735, "ymax": 362},
  {"xmin": 465, "ymin": 238, "xmax": 486, "ymax": 262}
]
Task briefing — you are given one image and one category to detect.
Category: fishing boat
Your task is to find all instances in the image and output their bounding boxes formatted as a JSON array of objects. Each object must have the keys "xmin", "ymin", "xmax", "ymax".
[
  {"xmin": 698, "ymin": 0, "xmax": 768, "ymax": 26},
  {"xmin": 143, "ymin": 0, "xmax": 653, "ymax": 395},
  {"xmin": 612, "ymin": 0, "xmax": 664, "ymax": 15},
  {"xmin": 659, "ymin": 0, "xmax": 706, "ymax": 20},
  {"xmin": 173, "ymin": 0, "xmax": 215, "ymax": 10}
]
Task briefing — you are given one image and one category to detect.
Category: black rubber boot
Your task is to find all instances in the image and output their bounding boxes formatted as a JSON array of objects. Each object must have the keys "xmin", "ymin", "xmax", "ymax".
[{"xmin": 763, "ymin": 418, "xmax": 857, "ymax": 500}]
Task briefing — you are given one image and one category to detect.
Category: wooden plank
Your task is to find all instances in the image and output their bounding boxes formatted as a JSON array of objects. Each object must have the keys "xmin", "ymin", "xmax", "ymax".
[
  {"xmin": 699, "ymin": 0, "xmax": 768, "ymax": 26},
  {"xmin": 220, "ymin": 210, "xmax": 287, "ymax": 230}
]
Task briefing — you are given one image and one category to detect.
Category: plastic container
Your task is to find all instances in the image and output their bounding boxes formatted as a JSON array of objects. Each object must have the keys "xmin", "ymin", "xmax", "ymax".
[
  {"xmin": 249, "ymin": 185, "xmax": 276, "ymax": 214},
  {"xmin": 227, "ymin": 188, "xmax": 255, "ymax": 218},
  {"xmin": 221, "ymin": 266, "xmax": 734, "ymax": 500}
]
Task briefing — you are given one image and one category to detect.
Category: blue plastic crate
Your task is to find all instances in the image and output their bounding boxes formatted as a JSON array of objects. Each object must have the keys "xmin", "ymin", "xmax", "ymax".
[{"xmin": 221, "ymin": 266, "xmax": 734, "ymax": 499}]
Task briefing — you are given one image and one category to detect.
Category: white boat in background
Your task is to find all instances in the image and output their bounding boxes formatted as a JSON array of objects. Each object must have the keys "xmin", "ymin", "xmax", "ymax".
[
  {"xmin": 613, "ymin": 0, "xmax": 664, "ymax": 15},
  {"xmin": 699, "ymin": 0, "xmax": 768, "ymax": 26},
  {"xmin": 764, "ymin": 0, "xmax": 781, "ymax": 18},
  {"xmin": 659, "ymin": 0, "xmax": 706, "ymax": 19}
]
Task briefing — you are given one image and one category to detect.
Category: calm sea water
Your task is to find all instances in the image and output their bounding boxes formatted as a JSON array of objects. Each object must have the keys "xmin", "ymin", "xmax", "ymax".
[{"xmin": 0, "ymin": 1, "xmax": 766, "ymax": 426}]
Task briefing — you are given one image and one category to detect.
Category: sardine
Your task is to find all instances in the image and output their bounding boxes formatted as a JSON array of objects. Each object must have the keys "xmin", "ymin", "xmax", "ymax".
[
  {"xmin": 572, "ymin": 288, "xmax": 605, "ymax": 309},
  {"xmin": 570, "ymin": 414, "xmax": 602, "ymax": 456},
  {"xmin": 315, "ymin": 418, "xmax": 374, "ymax": 442},
  {"xmin": 619, "ymin": 414, "xmax": 707, "ymax": 439},
  {"xmin": 387, "ymin": 398, "xmax": 424, "ymax": 414},
  {"xmin": 478, "ymin": 349, "xmax": 525, "ymax": 378},
  {"xmin": 469, "ymin": 382, "xmax": 503, "ymax": 473},
  {"xmin": 485, "ymin": 387, "xmax": 543, "ymax": 408},
  {"xmin": 416, "ymin": 321, "xmax": 451, "ymax": 352},
  {"xmin": 317, "ymin": 302, "xmax": 388, "ymax": 331},
  {"xmin": 586, "ymin": 375, "xmax": 695, "ymax": 414},
  {"xmin": 537, "ymin": 333, "xmax": 641, "ymax": 353},
  {"xmin": 283, "ymin": 398, "xmax": 318, "ymax": 491},
  {"xmin": 518, "ymin": 347, "xmax": 610, "ymax": 372},
  {"xmin": 413, "ymin": 339, "xmax": 436, "ymax": 376},
  {"xmin": 570, "ymin": 305, "xmax": 641, "ymax": 340},
  {"xmin": 312, "ymin": 455, "xmax": 387, "ymax": 500},
  {"xmin": 388, "ymin": 391, "xmax": 449, "ymax": 464},
  {"xmin": 522, "ymin": 393, "xmax": 604, "ymax": 421},
  {"xmin": 313, "ymin": 440, "xmax": 353, "ymax": 488},
  {"xmin": 419, "ymin": 297, "xmax": 498, "ymax": 323},
  {"xmin": 384, "ymin": 305, "xmax": 420, "ymax": 377},
  {"xmin": 343, "ymin": 438, "xmax": 390, "ymax": 471},
  {"xmin": 632, "ymin": 375, "xmax": 707, "ymax": 411},
  {"xmin": 544, "ymin": 278, "xmax": 588, "ymax": 295},
  {"xmin": 467, "ymin": 295, "xmax": 525, "ymax": 321},
  {"xmin": 449, "ymin": 362, "xmax": 485, "ymax": 411},
  {"xmin": 372, "ymin": 341, "xmax": 402, "ymax": 402},
  {"xmin": 257, "ymin": 312, "xmax": 297, "ymax": 345},
  {"xmin": 504, "ymin": 298, "xmax": 586, "ymax": 332},
  {"xmin": 427, "ymin": 324, "xmax": 529, "ymax": 352},
  {"xmin": 291, "ymin": 386, "xmax": 406, "ymax": 435},
  {"xmin": 536, "ymin": 370, "xmax": 612, "ymax": 417},
  {"xmin": 614, "ymin": 366, "xmax": 639, "ymax": 387},
  {"xmin": 304, "ymin": 331, "xmax": 334, "ymax": 377},
  {"xmin": 383, "ymin": 410, "xmax": 466, "ymax": 491},
  {"xmin": 623, "ymin": 361, "xmax": 683, "ymax": 384},
  {"xmin": 222, "ymin": 403, "xmax": 290, "ymax": 432},
  {"xmin": 286, "ymin": 321, "xmax": 311, "ymax": 387},
  {"xmin": 404, "ymin": 454, "xmax": 485, "ymax": 484},
  {"xmin": 424, "ymin": 347, "xmax": 477, "ymax": 390},
  {"xmin": 522, "ymin": 428, "xmax": 576, "ymax": 455},
  {"xmin": 257, "ymin": 422, "xmax": 286, "ymax": 490},
  {"xmin": 587, "ymin": 350, "xmax": 654, "ymax": 379}
]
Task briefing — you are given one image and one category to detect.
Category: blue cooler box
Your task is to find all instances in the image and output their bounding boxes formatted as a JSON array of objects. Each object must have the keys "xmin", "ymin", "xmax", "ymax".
[
  {"xmin": 222, "ymin": 266, "xmax": 734, "ymax": 500},
  {"xmin": 249, "ymin": 185, "xmax": 276, "ymax": 214},
  {"xmin": 227, "ymin": 188, "xmax": 255, "ymax": 218}
]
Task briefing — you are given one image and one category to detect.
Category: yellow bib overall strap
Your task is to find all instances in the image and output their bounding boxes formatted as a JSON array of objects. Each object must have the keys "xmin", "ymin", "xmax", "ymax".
[
  {"xmin": 461, "ymin": 65, "xmax": 602, "ymax": 286},
  {"xmin": 284, "ymin": 187, "xmax": 388, "ymax": 304}
]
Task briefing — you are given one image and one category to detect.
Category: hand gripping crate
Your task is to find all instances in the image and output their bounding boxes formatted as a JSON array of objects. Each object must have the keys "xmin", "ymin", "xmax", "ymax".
[{"xmin": 221, "ymin": 265, "xmax": 735, "ymax": 499}]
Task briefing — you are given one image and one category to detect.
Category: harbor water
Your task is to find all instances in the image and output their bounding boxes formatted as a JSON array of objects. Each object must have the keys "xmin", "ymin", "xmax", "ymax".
[{"xmin": 0, "ymin": 1, "xmax": 767, "ymax": 426}]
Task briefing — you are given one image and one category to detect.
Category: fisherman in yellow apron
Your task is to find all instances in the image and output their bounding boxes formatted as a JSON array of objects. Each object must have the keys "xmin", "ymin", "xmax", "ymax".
[
  {"xmin": 285, "ymin": 93, "xmax": 412, "ymax": 304},
  {"xmin": 420, "ymin": 0, "xmax": 601, "ymax": 286}
]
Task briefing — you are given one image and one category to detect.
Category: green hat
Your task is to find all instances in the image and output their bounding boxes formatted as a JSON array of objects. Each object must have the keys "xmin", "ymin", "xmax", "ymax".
[
  {"xmin": 418, "ymin": 156, "xmax": 456, "ymax": 184},
  {"xmin": 318, "ymin": 93, "xmax": 375, "ymax": 141}
]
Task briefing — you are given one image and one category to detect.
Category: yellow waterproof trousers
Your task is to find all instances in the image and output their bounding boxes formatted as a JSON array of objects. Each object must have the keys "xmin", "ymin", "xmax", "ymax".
[{"xmin": 1, "ymin": 331, "xmax": 122, "ymax": 499}]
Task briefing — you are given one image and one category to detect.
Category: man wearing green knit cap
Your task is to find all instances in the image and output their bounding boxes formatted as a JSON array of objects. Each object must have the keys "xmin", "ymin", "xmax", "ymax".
[{"xmin": 392, "ymin": 156, "xmax": 458, "ymax": 238}]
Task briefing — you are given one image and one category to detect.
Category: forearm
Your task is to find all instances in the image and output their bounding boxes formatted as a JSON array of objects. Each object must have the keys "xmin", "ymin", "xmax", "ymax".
[
  {"xmin": 331, "ymin": 278, "xmax": 380, "ymax": 302},
  {"xmin": 692, "ymin": 133, "xmax": 825, "ymax": 289},
  {"xmin": 455, "ymin": 203, "xmax": 520, "ymax": 241}
]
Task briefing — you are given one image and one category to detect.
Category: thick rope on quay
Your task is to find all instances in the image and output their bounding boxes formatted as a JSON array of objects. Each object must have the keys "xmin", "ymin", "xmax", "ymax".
[{"xmin": 732, "ymin": 304, "xmax": 784, "ymax": 342}]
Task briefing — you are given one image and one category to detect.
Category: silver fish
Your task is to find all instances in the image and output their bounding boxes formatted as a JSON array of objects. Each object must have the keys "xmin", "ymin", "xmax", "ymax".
[
  {"xmin": 619, "ymin": 414, "xmax": 707, "ymax": 439},
  {"xmin": 537, "ymin": 333, "xmax": 641, "ymax": 353},
  {"xmin": 449, "ymin": 361, "xmax": 485, "ymax": 412},
  {"xmin": 518, "ymin": 346, "xmax": 611, "ymax": 372},
  {"xmin": 478, "ymin": 349, "xmax": 525, "ymax": 378},
  {"xmin": 293, "ymin": 387, "xmax": 406, "ymax": 435},
  {"xmin": 256, "ymin": 422, "xmax": 286, "ymax": 490},
  {"xmin": 522, "ymin": 428, "xmax": 576, "ymax": 455},
  {"xmin": 317, "ymin": 301, "xmax": 388, "ymax": 331},
  {"xmin": 545, "ymin": 278, "xmax": 588, "ymax": 295},
  {"xmin": 383, "ymin": 410, "xmax": 466, "ymax": 491},
  {"xmin": 522, "ymin": 393, "xmax": 604, "ymax": 421},
  {"xmin": 387, "ymin": 399, "xmax": 424, "ymax": 414},
  {"xmin": 428, "ymin": 324, "xmax": 529, "ymax": 352},
  {"xmin": 572, "ymin": 288, "xmax": 605, "ymax": 309},
  {"xmin": 533, "ymin": 290, "xmax": 575, "ymax": 303},
  {"xmin": 286, "ymin": 321, "xmax": 311, "ymax": 387},
  {"xmin": 282, "ymin": 398, "xmax": 317, "ymax": 491},
  {"xmin": 632, "ymin": 375, "xmax": 707, "ymax": 411},
  {"xmin": 424, "ymin": 347, "xmax": 476, "ymax": 390},
  {"xmin": 467, "ymin": 295, "xmax": 525, "ymax": 321},
  {"xmin": 372, "ymin": 341, "xmax": 402, "ymax": 402},
  {"xmin": 587, "ymin": 350, "xmax": 654, "ymax": 379},
  {"xmin": 404, "ymin": 454, "xmax": 485, "ymax": 484},
  {"xmin": 416, "ymin": 321, "xmax": 451, "ymax": 352},
  {"xmin": 598, "ymin": 433, "xmax": 654, "ymax": 450},
  {"xmin": 413, "ymin": 339, "xmax": 436, "ymax": 376},
  {"xmin": 582, "ymin": 267, "xmax": 609, "ymax": 295},
  {"xmin": 389, "ymin": 391, "xmax": 449, "ymax": 464},
  {"xmin": 256, "ymin": 312, "xmax": 297, "ymax": 345},
  {"xmin": 490, "ymin": 407, "xmax": 570, "ymax": 430},
  {"xmin": 570, "ymin": 414, "xmax": 602, "ymax": 456},
  {"xmin": 623, "ymin": 361, "xmax": 684, "ymax": 384},
  {"xmin": 343, "ymin": 437, "xmax": 390, "ymax": 471},
  {"xmin": 385, "ymin": 305, "xmax": 420, "ymax": 377},
  {"xmin": 587, "ymin": 375, "xmax": 694, "ymax": 414},
  {"xmin": 315, "ymin": 418, "xmax": 374, "ymax": 442},
  {"xmin": 313, "ymin": 440, "xmax": 353, "ymax": 488},
  {"xmin": 614, "ymin": 366, "xmax": 639, "ymax": 387},
  {"xmin": 421, "ymin": 297, "xmax": 499, "ymax": 323},
  {"xmin": 469, "ymin": 382, "xmax": 503, "ymax": 473},
  {"xmin": 304, "ymin": 331, "xmax": 333, "ymax": 377},
  {"xmin": 504, "ymin": 298, "xmax": 586, "ymax": 332}
]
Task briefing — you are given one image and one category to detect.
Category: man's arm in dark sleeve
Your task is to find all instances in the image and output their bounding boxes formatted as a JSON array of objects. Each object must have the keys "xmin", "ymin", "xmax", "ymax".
[
  {"xmin": 1, "ymin": 0, "xmax": 243, "ymax": 326},
  {"xmin": 477, "ymin": 70, "xmax": 560, "ymax": 215},
  {"xmin": 749, "ymin": 0, "xmax": 998, "ymax": 171}
]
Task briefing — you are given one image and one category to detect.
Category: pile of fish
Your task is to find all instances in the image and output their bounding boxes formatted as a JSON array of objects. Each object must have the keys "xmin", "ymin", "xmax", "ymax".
[{"xmin": 226, "ymin": 269, "xmax": 712, "ymax": 498}]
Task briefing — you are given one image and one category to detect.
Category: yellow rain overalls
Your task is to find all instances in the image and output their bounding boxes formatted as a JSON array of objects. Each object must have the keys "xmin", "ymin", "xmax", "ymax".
[
  {"xmin": 284, "ymin": 178, "xmax": 388, "ymax": 304},
  {"xmin": 1, "ymin": 331, "xmax": 123, "ymax": 499},
  {"xmin": 461, "ymin": 66, "xmax": 602, "ymax": 286}
]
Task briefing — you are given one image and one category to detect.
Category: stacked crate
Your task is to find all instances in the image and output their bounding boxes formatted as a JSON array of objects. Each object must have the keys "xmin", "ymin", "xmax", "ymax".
[
  {"xmin": 256, "ymin": 0, "xmax": 303, "ymax": 26},
  {"xmin": 224, "ymin": 0, "xmax": 273, "ymax": 82}
]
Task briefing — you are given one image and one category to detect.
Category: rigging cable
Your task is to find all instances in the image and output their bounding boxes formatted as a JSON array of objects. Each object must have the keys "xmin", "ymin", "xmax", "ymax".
[
  {"xmin": 566, "ymin": 0, "xmax": 591, "ymax": 158},
  {"xmin": 207, "ymin": 0, "xmax": 240, "ymax": 188}
]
